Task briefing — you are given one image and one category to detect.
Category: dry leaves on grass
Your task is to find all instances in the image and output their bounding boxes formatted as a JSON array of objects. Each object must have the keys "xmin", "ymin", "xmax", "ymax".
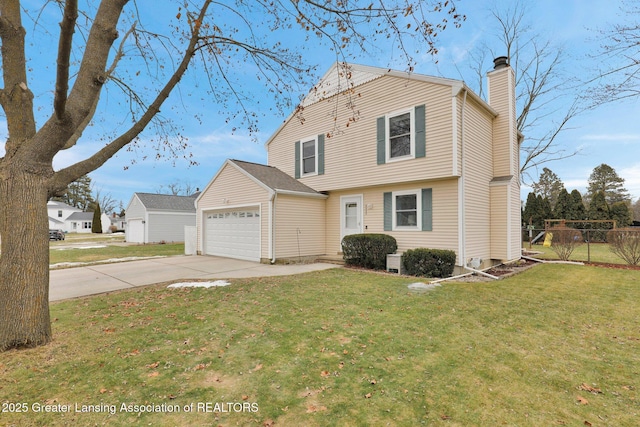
[
  {"xmin": 578, "ymin": 383, "xmax": 603, "ymax": 394},
  {"xmin": 576, "ymin": 395, "xmax": 588, "ymax": 405}
]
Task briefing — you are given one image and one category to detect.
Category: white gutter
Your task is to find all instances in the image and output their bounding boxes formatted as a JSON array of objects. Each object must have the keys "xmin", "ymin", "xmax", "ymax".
[
  {"xmin": 274, "ymin": 189, "xmax": 328, "ymax": 199},
  {"xmin": 458, "ymin": 88, "xmax": 468, "ymax": 270}
]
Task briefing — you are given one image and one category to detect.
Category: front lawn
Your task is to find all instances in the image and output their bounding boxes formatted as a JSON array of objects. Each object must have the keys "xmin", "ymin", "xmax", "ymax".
[
  {"xmin": 1, "ymin": 265, "xmax": 639, "ymax": 426},
  {"xmin": 50, "ymin": 243, "xmax": 184, "ymax": 266}
]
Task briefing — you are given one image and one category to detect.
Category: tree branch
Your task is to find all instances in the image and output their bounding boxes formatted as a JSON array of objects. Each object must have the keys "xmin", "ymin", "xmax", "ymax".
[
  {"xmin": 61, "ymin": 22, "xmax": 137, "ymax": 150},
  {"xmin": 51, "ymin": 0, "xmax": 213, "ymax": 192},
  {"xmin": 53, "ymin": 0, "xmax": 78, "ymax": 120}
]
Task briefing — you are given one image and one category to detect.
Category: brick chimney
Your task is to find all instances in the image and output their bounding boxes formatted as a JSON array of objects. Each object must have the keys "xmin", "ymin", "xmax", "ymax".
[{"xmin": 487, "ymin": 56, "xmax": 521, "ymax": 263}]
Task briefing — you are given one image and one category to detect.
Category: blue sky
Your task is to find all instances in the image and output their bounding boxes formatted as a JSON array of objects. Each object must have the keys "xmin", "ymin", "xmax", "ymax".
[{"xmin": 3, "ymin": 0, "xmax": 639, "ymax": 208}]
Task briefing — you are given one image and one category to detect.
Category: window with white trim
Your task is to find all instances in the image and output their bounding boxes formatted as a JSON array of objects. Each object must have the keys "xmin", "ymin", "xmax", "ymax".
[
  {"xmin": 301, "ymin": 136, "xmax": 318, "ymax": 176},
  {"xmin": 387, "ymin": 109, "xmax": 414, "ymax": 161},
  {"xmin": 392, "ymin": 189, "xmax": 421, "ymax": 230}
]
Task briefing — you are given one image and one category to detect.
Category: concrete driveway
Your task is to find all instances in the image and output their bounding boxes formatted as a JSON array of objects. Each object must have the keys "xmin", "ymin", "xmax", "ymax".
[{"xmin": 50, "ymin": 255, "xmax": 339, "ymax": 301}]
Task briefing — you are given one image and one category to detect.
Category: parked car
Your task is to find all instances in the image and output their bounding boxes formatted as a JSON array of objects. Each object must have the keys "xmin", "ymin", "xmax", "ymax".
[{"xmin": 49, "ymin": 229, "xmax": 65, "ymax": 241}]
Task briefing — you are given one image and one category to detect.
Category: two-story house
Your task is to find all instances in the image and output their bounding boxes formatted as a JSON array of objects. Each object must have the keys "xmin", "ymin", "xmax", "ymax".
[{"xmin": 195, "ymin": 58, "xmax": 522, "ymax": 270}]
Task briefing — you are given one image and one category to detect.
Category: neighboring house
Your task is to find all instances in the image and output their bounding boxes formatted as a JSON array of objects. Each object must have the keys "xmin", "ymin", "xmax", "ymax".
[
  {"xmin": 47, "ymin": 200, "xmax": 81, "ymax": 231},
  {"xmin": 65, "ymin": 211, "xmax": 111, "ymax": 234},
  {"xmin": 196, "ymin": 58, "xmax": 522, "ymax": 270},
  {"xmin": 110, "ymin": 213, "xmax": 126, "ymax": 232},
  {"xmin": 125, "ymin": 193, "xmax": 197, "ymax": 243}
]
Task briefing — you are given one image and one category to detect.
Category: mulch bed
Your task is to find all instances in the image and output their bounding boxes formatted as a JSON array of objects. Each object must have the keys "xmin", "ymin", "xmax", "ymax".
[{"xmin": 584, "ymin": 262, "xmax": 640, "ymax": 271}]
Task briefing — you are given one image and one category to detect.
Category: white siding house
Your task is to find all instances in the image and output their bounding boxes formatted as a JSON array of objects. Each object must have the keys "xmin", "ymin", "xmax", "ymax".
[{"xmin": 125, "ymin": 193, "xmax": 197, "ymax": 243}]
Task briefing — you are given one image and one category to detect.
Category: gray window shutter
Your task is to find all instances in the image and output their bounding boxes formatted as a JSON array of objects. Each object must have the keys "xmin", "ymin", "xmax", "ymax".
[
  {"xmin": 294, "ymin": 140, "xmax": 301, "ymax": 179},
  {"xmin": 317, "ymin": 134, "xmax": 325, "ymax": 175},
  {"xmin": 422, "ymin": 188, "xmax": 432, "ymax": 231},
  {"xmin": 377, "ymin": 117, "xmax": 386, "ymax": 165},
  {"xmin": 383, "ymin": 192, "xmax": 392, "ymax": 231},
  {"xmin": 415, "ymin": 104, "xmax": 426, "ymax": 158}
]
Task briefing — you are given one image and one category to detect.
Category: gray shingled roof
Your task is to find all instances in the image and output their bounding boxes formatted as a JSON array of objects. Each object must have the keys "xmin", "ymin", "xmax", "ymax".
[
  {"xmin": 66, "ymin": 212, "xmax": 94, "ymax": 221},
  {"xmin": 135, "ymin": 193, "xmax": 197, "ymax": 212},
  {"xmin": 231, "ymin": 160, "xmax": 321, "ymax": 195}
]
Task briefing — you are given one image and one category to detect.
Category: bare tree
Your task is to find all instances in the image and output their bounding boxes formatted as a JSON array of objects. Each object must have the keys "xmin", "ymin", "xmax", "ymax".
[
  {"xmin": 466, "ymin": 2, "xmax": 582, "ymax": 182},
  {"xmin": 588, "ymin": 0, "xmax": 640, "ymax": 104},
  {"xmin": 93, "ymin": 187, "xmax": 118, "ymax": 214},
  {"xmin": 0, "ymin": 1, "xmax": 465, "ymax": 350},
  {"xmin": 155, "ymin": 180, "xmax": 199, "ymax": 196}
]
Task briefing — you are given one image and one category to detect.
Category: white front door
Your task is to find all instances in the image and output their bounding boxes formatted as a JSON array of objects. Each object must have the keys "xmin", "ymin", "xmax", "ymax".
[{"xmin": 340, "ymin": 195, "xmax": 363, "ymax": 246}]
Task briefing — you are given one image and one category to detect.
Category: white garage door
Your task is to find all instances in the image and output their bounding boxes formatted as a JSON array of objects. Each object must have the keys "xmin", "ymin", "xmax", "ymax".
[
  {"xmin": 204, "ymin": 209, "xmax": 260, "ymax": 261},
  {"xmin": 127, "ymin": 219, "xmax": 144, "ymax": 243}
]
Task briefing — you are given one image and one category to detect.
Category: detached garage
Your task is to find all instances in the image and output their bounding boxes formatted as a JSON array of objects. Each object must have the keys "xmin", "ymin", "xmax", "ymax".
[
  {"xmin": 125, "ymin": 193, "xmax": 197, "ymax": 243},
  {"xmin": 196, "ymin": 159, "xmax": 327, "ymax": 263}
]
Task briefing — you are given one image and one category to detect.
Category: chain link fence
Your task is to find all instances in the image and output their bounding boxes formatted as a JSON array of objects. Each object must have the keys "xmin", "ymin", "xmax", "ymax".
[{"xmin": 523, "ymin": 225, "xmax": 640, "ymax": 264}]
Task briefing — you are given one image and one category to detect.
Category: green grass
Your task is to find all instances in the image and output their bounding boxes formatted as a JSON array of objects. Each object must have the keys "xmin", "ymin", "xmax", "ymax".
[
  {"xmin": 50, "ymin": 243, "xmax": 184, "ymax": 265},
  {"xmin": 526, "ymin": 241, "xmax": 630, "ymax": 264},
  {"xmin": 1, "ymin": 265, "xmax": 639, "ymax": 426}
]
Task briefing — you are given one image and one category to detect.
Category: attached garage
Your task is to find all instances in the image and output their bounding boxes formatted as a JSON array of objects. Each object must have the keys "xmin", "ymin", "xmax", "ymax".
[
  {"xmin": 203, "ymin": 208, "xmax": 261, "ymax": 261},
  {"xmin": 196, "ymin": 159, "xmax": 327, "ymax": 262}
]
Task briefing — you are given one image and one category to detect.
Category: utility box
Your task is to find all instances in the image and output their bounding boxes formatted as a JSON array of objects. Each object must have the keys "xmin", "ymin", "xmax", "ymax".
[{"xmin": 386, "ymin": 253, "xmax": 405, "ymax": 274}]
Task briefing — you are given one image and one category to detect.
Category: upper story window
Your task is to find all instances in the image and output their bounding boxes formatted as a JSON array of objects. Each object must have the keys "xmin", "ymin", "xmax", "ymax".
[
  {"xmin": 295, "ymin": 134, "xmax": 325, "ymax": 179},
  {"xmin": 377, "ymin": 105, "xmax": 425, "ymax": 165},
  {"xmin": 57, "ymin": 210, "xmax": 63, "ymax": 218},
  {"xmin": 301, "ymin": 137, "xmax": 317, "ymax": 176},
  {"xmin": 388, "ymin": 110, "xmax": 413, "ymax": 160}
]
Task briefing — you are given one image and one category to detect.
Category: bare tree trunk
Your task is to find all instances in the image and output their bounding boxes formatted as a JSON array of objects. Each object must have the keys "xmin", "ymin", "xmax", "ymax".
[{"xmin": 0, "ymin": 169, "xmax": 51, "ymax": 350}]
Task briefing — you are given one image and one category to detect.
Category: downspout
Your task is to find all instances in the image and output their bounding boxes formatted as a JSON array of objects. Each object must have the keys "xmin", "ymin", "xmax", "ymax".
[
  {"xmin": 459, "ymin": 89, "xmax": 468, "ymax": 268},
  {"xmin": 270, "ymin": 191, "xmax": 278, "ymax": 264}
]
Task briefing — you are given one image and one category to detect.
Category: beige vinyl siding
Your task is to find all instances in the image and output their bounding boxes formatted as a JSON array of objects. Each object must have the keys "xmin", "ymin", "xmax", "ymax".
[
  {"xmin": 461, "ymin": 96, "xmax": 495, "ymax": 263},
  {"xmin": 510, "ymin": 178, "xmax": 523, "ymax": 260},
  {"xmin": 268, "ymin": 76, "xmax": 455, "ymax": 191},
  {"xmin": 196, "ymin": 163, "xmax": 271, "ymax": 259},
  {"xmin": 326, "ymin": 179, "xmax": 459, "ymax": 261},
  {"xmin": 274, "ymin": 195, "xmax": 326, "ymax": 258},
  {"xmin": 488, "ymin": 68, "xmax": 515, "ymax": 178},
  {"xmin": 490, "ymin": 184, "xmax": 508, "ymax": 260}
]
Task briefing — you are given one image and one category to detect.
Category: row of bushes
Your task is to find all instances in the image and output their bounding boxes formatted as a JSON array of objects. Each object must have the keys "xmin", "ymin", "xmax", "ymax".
[{"xmin": 341, "ymin": 234, "xmax": 456, "ymax": 277}]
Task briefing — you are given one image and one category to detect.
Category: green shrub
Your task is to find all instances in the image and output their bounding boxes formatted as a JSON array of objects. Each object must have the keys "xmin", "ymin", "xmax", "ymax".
[
  {"xmin": 402, "ymin": 248, "xmax": 456, "ymax": 278},
  {"xmin": 341, "ymin": 234, "xmax": 397, "ymax": 270}
]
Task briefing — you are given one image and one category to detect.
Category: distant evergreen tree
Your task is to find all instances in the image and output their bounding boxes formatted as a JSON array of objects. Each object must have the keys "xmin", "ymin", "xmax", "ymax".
[
  {"xmin": 587, "ymin": 163, "xmax": 630, "ymax": 205},
  {"xmin": 532, "ymin": 167, "xmax": 564, "ymax": 210},
  {"xmin": 569, "ymin": 190, "xmax": 586, "ymax": 221},
  {"xmin": 588, "ymin": 191, "xmax": 610, "ymax": 220},
  {"xmin": 52, "ymin": 175, "xmax": 95, "ymax": 211},
  {"xmin": 538, "ymin": 195, "xmax": 553, "ymax": 226},
  {"xmin": 588, "ymin": 191, "xmax": 612, "ymax": 241},
  {"xmin": 523, "ymin": 193, "xmax": 541, "ymax": 229},
  {"xmin": 553, "ymin": 188, "xmax": 572, "ymax": 219},
  {"xmin": 610, "ymin": 202, "xmax": 632, "ymax": 228},
  {"xmin": 91, "ymin": 203, "xmax": 102, "ymax": 233}
]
